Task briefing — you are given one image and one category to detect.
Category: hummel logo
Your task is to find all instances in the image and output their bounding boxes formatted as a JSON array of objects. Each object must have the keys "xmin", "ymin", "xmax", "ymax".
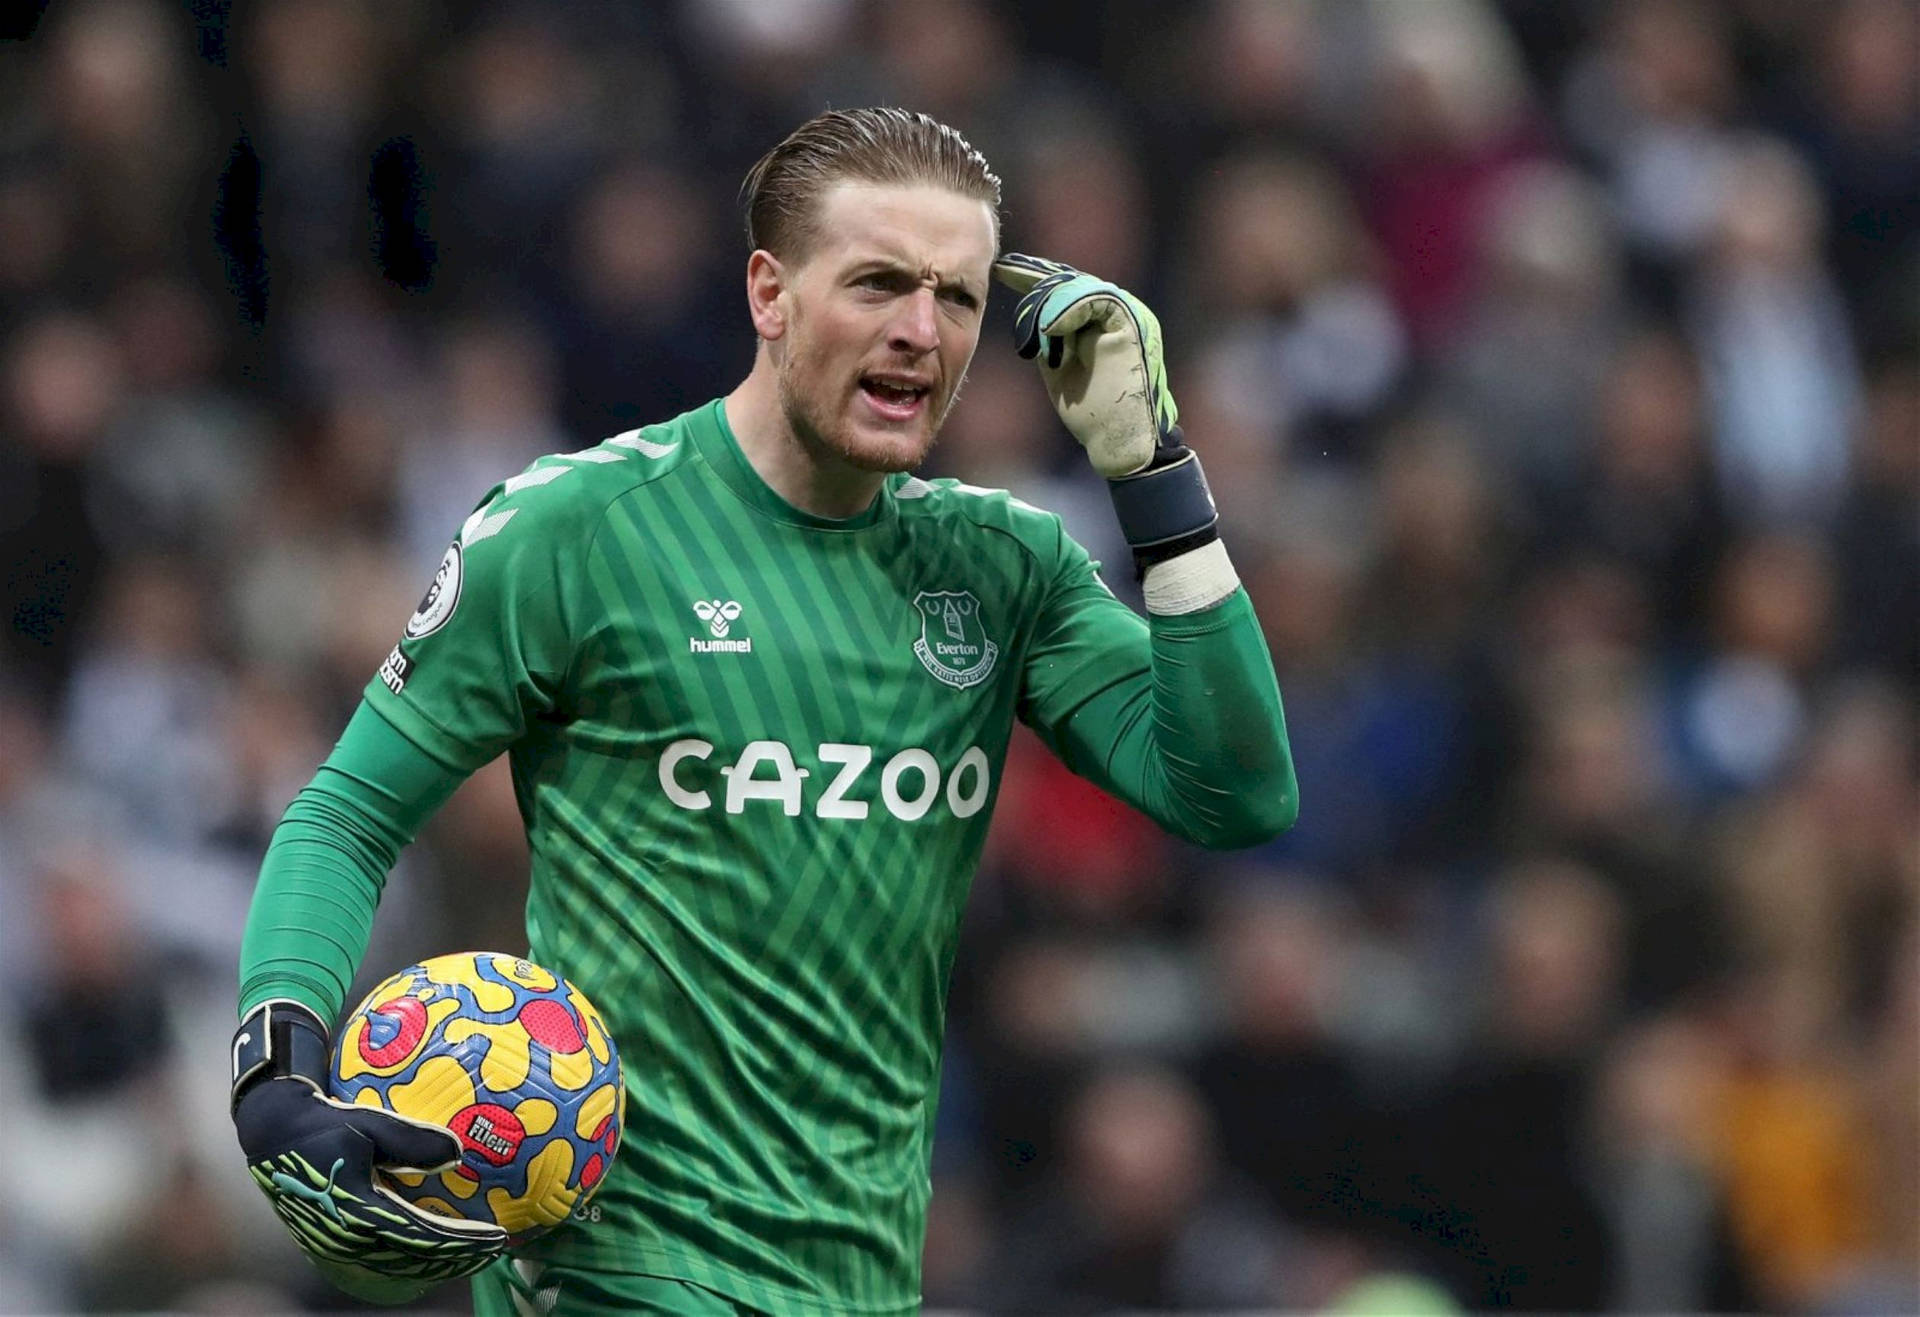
[
  {"xmin": 690, "ymin": 600, "xmax": 751, "ymax": 654},
  {"xmin": 693, "ymin": 599, "xmax": 742, "ymax": 637}
]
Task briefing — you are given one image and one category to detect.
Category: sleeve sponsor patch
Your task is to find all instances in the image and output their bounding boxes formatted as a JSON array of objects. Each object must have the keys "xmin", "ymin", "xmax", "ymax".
[{"xmin": 378, "ymin": 645, "xmax": 414, "ymax": 695}]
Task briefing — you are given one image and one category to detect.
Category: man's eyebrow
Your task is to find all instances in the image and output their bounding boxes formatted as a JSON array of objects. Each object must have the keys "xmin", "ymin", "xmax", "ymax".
[{"xmin": 846, "ymin": 257, "xmax": 982, "ymax": 301}]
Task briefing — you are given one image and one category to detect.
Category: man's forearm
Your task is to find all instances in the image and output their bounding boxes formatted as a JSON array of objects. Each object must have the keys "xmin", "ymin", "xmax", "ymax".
[
  {"xmin": 1049, "ymin": 584, "xmax": 1296, "ymax": 850},
  {"xmin": 238, "ymin": 702, "xmax": 465, "ymax": 1020},
  {"xmin": 239, "ymin": 779, "xmax": 393, "ymax": 1020}
]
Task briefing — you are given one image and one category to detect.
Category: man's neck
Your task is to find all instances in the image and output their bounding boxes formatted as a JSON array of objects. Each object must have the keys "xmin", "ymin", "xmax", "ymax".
[{"xmin": 724, "ymin": 360, "xmax": 888, "ymax": 521}]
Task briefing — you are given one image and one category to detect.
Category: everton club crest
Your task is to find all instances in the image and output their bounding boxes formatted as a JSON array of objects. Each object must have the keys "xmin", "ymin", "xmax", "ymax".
[{"xmin": 913, "ymin": 590, "xmax": 998, "ymax": 689}]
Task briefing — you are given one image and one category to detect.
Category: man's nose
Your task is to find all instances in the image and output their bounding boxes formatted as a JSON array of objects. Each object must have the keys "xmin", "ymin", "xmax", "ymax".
[{"xmin": 887, "ymin": 288, "xmax": 940, "ymax": 354}]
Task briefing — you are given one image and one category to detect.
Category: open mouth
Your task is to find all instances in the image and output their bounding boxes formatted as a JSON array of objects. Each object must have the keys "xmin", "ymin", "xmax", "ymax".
[{"xmin": 859, "ymin": 375, "xmax": 931, "ymax": 422}]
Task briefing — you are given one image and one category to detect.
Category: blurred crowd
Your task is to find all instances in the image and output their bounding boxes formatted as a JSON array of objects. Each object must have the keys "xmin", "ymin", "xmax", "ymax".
[{"xmin": 0, "ymin": 0, "xmax": 1915, "ymax": 1313}]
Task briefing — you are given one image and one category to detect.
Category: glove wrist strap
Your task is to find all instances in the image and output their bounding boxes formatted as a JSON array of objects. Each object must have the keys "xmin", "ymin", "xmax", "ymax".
[
  {"xmin": 1107, "ymin": 438, "xmax": 1220, "ymax": 576},
  {"xmin": 231, "ymin": 998, "xmax": 331, "ymax": 1112}
]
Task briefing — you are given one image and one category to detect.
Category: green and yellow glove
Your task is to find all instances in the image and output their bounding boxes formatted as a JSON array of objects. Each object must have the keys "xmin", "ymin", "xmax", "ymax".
[{"xmin": 993, "ymin": 254, "xmax": 1220, "ymax": 578}]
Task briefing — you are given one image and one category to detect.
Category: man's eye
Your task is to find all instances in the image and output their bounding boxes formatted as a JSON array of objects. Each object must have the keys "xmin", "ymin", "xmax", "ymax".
[{"xmin": 856, "ymin": 274, "xmax": 893, "ymax": 292}]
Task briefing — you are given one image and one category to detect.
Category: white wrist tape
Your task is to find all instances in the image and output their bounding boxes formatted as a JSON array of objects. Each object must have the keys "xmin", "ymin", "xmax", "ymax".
[{"xmin": 1142, "ymin": 540, "xmax": 1239, "ymax": 615}]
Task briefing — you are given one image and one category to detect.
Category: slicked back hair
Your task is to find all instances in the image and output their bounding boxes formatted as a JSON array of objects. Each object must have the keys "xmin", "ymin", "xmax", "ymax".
[{"xmin": 740, "ymin": 107, "xmax": 1002, "ymax": 264}]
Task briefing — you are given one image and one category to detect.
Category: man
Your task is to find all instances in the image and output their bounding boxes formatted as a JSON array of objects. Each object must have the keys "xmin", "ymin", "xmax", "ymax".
[{"xmin": 229, "ymin": 107, "xmax": 1297, "ymax": 1316}]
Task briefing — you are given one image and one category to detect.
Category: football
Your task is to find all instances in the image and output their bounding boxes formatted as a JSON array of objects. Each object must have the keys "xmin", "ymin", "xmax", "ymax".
[{"xmin": 329, "ymin": 951, "xmax": 625, "ymax": 1244}]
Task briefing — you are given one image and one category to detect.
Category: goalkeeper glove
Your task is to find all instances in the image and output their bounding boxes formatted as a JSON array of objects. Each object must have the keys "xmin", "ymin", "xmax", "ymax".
[
  {"xmin": 230, "ymin": 999, "xmax": 508, "ymax": 1305},
  {"xmin": 993, "ymin": 253, "xmax": 1219, "ymax": 574}
]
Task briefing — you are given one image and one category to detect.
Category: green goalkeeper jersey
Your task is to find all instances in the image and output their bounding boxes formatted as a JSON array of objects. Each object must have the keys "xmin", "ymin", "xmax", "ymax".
[{"xmin": 244, "ymin": 397, "xmax": 1296, "ymax": 1314}]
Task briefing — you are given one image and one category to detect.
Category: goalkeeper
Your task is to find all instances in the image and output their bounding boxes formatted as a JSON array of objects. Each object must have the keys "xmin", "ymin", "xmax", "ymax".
[{"xmin": 231, "ymin": 107, "xmax": 1297, "ymax": 1316}]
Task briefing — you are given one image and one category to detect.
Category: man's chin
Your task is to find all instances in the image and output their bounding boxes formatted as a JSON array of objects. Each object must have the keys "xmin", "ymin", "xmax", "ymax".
[
  {"xmin": 839, "ymin": 437, "xmax": 931, "ymax": 474},
  {"xmin": 821, "ymin": 420, "xmax": 938, "ymax": 474}
]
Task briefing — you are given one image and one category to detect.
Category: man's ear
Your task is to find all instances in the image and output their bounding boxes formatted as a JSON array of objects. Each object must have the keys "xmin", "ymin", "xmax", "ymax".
[{"xmin": 746, "ymin": 250, "xmax": 788, "ymax": 341}]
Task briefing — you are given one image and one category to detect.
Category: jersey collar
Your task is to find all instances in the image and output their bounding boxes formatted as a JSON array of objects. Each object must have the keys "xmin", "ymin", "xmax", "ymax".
[{"xmin": 694, "ymin": 399, "xmax": 893, "ymax": 531}]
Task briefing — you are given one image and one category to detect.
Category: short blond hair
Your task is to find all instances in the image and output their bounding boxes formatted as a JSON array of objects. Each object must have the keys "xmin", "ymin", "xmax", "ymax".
[{"xmin": 740, "ymin": 107, "xmax": 1001, "ymax": 262}]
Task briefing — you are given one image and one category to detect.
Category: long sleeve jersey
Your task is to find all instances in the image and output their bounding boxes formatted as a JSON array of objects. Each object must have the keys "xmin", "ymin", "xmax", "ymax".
[{"xmin": 239, "ymin": 397, "xmax": 1296, "ymax": 1314}]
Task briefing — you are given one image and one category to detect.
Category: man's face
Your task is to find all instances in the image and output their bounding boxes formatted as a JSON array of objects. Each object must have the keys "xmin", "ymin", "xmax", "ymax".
[{"xmin": 769, "ymin": 181, "xmax": 996, "ymax": 474}]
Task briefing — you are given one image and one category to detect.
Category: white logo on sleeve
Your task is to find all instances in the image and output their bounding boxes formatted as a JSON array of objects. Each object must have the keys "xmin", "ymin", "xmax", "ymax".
[
  {"xmin": 377, "ymin": 645, "xmax": 413, "ymax": 695},
  {"xmin": 405, "ymin": 542, "xmax": 463, "ymax": 638},
  {"xmin": 690, "ymin": 599, "xmax": 751, "ymax": 653}
]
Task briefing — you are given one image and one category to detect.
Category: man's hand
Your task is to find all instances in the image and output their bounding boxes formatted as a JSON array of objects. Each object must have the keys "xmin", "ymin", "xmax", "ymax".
[
  {"xmin": 992, "ymin": 252, "xmax": 1179, "ymax": 477},
  {"xmin": 995, "ymin": 253, "xmax": 1219, "ymax": 577},
  {"xmin": 231, "ymin": 1000, "xmax": 507, "ymax": 1305}
]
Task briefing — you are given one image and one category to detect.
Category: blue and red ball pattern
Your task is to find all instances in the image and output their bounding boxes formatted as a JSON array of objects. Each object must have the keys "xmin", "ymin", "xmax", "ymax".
[{"xmin": 329, "ymin": 952, "xmax": 625, "ymax": 1244}]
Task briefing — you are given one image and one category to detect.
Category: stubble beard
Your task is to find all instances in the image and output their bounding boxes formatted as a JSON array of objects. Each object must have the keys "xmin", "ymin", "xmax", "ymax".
[{"xmin": 774, "ymin": 341, "xmax": 959, "ymax": 476}]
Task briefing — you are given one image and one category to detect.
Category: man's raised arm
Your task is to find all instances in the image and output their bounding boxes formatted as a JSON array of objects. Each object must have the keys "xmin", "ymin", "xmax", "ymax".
[{"xmin": 998, "ymin": 254, "xmax": 1297, "ymax": 848}]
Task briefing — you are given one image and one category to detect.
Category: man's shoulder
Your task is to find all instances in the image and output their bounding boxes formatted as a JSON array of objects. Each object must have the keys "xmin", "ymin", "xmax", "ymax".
[
  {"xmin": 559, "ymin": 420, "xmax": 703, "ymax": 500},
  {"xmin": 462, "ymin": 418, "xmax": 702, "ymax": 548},
  {"xmin": 891, "ymin": 475, "xmax": 1067, "ymax": 559}
]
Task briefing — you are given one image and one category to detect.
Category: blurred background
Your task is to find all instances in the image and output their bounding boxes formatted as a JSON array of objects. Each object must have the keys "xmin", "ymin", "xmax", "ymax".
[{"xmin": 0, "ymin": 0, "xmax": 1915, "ymax": 1312}]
